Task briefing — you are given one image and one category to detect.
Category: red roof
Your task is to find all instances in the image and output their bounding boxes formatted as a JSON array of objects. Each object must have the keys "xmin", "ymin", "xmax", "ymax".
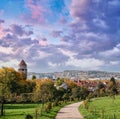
[{"xmin": 19, "ymin": 60, "xmax": 27, "ymax": 66}]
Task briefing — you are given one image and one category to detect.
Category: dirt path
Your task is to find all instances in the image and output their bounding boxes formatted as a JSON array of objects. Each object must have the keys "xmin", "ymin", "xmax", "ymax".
[{"xmin": 55, "ymin": 102, "xmax": 84, "ymax": 119}]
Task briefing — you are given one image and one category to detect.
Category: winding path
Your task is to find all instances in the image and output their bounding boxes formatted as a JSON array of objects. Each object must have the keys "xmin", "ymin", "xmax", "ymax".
[{"xmin": 55, "ymin": 102, "xmax": 84, "ymax": 119}]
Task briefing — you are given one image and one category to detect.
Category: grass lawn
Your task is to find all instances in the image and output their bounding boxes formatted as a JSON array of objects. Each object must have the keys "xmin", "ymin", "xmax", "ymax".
[
  {"xmin": 0, "ymin": 102, "xmax": 71, "ymax": 119},
  {"xmin": 79, "ymin": 95, "xmax": 120, "ymax": 119}
]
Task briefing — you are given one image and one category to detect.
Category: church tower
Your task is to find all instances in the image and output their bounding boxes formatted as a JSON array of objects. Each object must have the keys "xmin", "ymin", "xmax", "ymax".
[{"xmin": 18, "ymin": 60, "xmax": 27, "ymax": 79}]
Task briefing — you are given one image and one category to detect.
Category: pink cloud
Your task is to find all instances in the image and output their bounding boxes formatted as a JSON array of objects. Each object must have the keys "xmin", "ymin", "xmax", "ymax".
[{"xmin": 23, "ymin": 0, "xmax": 46, "ymax": 24}]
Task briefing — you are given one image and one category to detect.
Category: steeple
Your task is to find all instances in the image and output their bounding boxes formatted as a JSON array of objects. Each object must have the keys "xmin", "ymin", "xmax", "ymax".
[{"xmin": 18, "ymin": 60, "xmax": 27, "ymax": 79}]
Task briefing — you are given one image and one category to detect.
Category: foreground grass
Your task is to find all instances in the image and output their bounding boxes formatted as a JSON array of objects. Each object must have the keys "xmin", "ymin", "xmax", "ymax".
[
  {"xmin": 79, "ymin": 95, "xmax": 120, "ymax": 119},
  {"xmin": 0, "ymin": 102, "xmax": 72, "ymax": 119}
]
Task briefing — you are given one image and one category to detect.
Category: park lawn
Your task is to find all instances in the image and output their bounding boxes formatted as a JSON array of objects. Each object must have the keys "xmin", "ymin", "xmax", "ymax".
[
  {"xmin": 0, "ymin": 103, "xmax": 41, "ymax": 119},
  {"xmin": 79, "ymin": 95, "xmax": 120, "ymax": 119},
  {"xmin": 0, "ymin": 102, "xmax": 72, "ymax": 119}
]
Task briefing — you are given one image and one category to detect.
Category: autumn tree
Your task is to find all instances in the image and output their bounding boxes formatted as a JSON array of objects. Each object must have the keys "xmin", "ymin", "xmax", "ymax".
[
  {"xmin": 0, "ymin": 67, "xmax": 30, "ymax": 115},
  {"xmin": 33, "ymin": 79, "xmax": 56, "ymax": 115},
  {"xmin": 0, "ymin": 67, "xmax": 14, "ymax": 116},
  {"xmin": 33, "ymin": 79, "xmax": 56, "ymax": 102}
]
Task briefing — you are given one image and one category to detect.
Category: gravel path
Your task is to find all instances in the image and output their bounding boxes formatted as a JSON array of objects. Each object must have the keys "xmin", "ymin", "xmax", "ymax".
[{"xmin": 55, "ymin": 102, "xmax": 84, "ymax": 119}]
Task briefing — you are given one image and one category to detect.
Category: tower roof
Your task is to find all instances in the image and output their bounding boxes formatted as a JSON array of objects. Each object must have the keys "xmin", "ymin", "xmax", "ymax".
[{"xmin": 19, "ymin": 60, "xmax": 27, "ymax": 66}]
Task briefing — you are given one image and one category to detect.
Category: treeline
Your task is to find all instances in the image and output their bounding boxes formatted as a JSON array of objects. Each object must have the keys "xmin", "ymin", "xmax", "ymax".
[{"xmin": 0, "ymin": 67, "xmax": 89, "ymax": 102}]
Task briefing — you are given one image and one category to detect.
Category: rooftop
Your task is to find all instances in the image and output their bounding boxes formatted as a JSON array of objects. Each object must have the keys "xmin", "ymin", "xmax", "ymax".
[{"xmin": 19, "ymin": 60, "xmax": 27, "ymax": 66}]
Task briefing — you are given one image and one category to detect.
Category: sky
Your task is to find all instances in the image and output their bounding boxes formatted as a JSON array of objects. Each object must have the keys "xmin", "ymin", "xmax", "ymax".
[{"xmin": 0, "ymin": 0, "xmax": 120, "ymax": 73}]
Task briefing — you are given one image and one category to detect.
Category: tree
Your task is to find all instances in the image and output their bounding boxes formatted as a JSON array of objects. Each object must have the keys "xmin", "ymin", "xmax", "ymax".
[
  {"xmin": 98, "ymin": 81, "xmax": 105, "ymax": 90},
  {"xmin": 34, "ymin": 79, "xmax": 55, "ymax": 115},
  {"xmin": 108, "ymin": 77, "xmax": 118, "ymax": 96},
  {"xmin": 34, "ymin": 79, "xmax": 55, "ymax": 102},
  {"xmin": 32, "ymin": 75, "xmax": 36, "ymax": 80},
  {"xmin": 0, "ymin": 67, "xmax": 12, "ymax": 116},
  {"xmin": 80, "ymin": 87, "xmax": 89, "ymax": 100},
  {"xmin": 71, "ymin": 87, "xmax": 81, "ymax": 100},
  {"xmin": 55, "ymin": 78, "xmax": 64, "ymax": 86},
  {"xmin": 97, "ymin": 81, "xmax": 105, "ymax": 97},
  {"xmin": 0, "ymin": 67, "xmax": 25, "ymax": 115}
]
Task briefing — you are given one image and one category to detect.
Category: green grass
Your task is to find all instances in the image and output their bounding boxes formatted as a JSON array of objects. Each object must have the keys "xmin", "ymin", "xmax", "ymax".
[
  {"xmin": 79, "ymin": 95, "xmax": 120, "ymax": 119},
  {"xmin": 0, "ymin": 102, "xmax": 72, "ymax": 119},
  {"xmin": 0, "ymin": 103, "xmax": 40, "ymax": 119}
]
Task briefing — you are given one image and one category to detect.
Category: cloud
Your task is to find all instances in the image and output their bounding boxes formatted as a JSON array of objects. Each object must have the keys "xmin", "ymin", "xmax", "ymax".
[
  {"xmin": 48, "ymin": 62, "xmax": 61, "ymax": 68},
  {"xmin": 110, "ymin": 61, "xmax": 119, "ymax": 65},
  {"xmin": 99, "ymin": 44, "xmax": 120, "ymax": 57},
  {"xmin": 37, "ymin": 50, "xmax": 51, "ymax": 59},
  {"xmin": 59, "ymin": 17, "xmax": 67, "ymax": 24},
  {"xmin": 66, "ymin": 57, "xmax": 104, "ymax": 70},
  {"xmin": 0, "ymin": 59, "xmax": 19, "ymax": 69},
  {"xmin": 93, "ymin": 18, "xmax": 108, "ymax": 29},
  {"xmin": 0, "ymin": 27, "xmax": 5, "ymax": 39},
  {"xmin": 51, "ymin": 30, "xmax": 62, "ymax": 38},
  {"xmin": 61, "ymin": 31, "xmax": 114, "ymax": 57},
  {"xmin": 108, "ymin": 0, "xmax": 120, "ymax": 6},
  {"xmin": 58, "ymin": 48, "xmax": 77, "ymax": 58},
  {"xmin": 70, "ymin": 0, "xmax": 90, "ymax": 19},
  {"xmin": 0, "ymin": 46, "xmax": 14, "ymax": 54},
  {"xmin": 5, "ymin": 24, "xmax": 33, "ymax": 36},
  {"xmin": 39, "ymin": 38, "xmax": 48, "ymax": 47},
  {"xmin": 0, "ymin": 19, "xmax": 6, "ymax": 38},
  {"xmin": 0, "ymin": 19, "xmax": 4, "ymax": 24},
  {"xmin": 22, "ymin": 0, "xmax": 46, "ymax": 24},
  {"xmin": 0, "ymin": 23, "xmax": 38, "ymax": 63},
  {"xmin": 1, "ymin": 33, "xmax": 18, "ymax": 47}
]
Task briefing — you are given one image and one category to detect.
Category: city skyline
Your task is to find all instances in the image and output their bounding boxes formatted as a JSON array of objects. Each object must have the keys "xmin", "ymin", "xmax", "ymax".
[{"xmin": 0, "ymin": 0, "xmax": 120, "ymax": 72}]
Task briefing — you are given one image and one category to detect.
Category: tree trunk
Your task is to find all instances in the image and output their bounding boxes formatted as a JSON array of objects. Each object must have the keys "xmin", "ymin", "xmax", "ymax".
[{"xmin": 1, "ymin": 102, "xmax": 4, "ymax": 116}]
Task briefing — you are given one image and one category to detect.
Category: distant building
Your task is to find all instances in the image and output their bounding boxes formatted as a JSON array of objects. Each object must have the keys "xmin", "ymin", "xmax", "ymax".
[{"xmin": 18, "ymin": 60, "xmax": 27, "ymax": 79}]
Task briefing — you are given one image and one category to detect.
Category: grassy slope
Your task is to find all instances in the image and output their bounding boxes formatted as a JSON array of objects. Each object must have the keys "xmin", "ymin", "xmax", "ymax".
[
  {"xmin": 79, "ymin": 95, "xmax": 120, "ymax": 119},
  {"xmin": 0, "ymin": 102, "xmax": 72, "ymax": 119}
]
